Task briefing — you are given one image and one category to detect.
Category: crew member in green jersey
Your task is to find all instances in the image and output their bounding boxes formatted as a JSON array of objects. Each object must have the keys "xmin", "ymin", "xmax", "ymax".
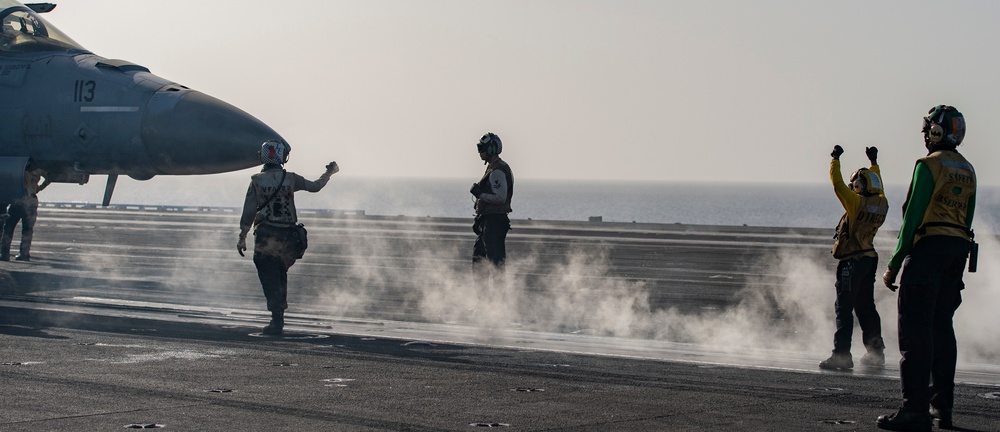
[{"xmin": 877, "ymin": 105, "xmax": 976, "ymax": 432}]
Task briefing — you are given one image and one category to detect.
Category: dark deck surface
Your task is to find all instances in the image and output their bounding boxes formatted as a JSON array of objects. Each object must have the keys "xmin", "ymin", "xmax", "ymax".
[{"xmin": 2, "ymin": 207, "xmax": 998, "ymax": 431}]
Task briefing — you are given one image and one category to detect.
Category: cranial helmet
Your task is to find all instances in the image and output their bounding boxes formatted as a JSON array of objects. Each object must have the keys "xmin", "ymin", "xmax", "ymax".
[
  {"xmin": 259, "ymin": 140, "xmax": 290, "ymax": 165},
  {"xmin": 476, "ymin": 132, "xmax": 502, "ymax": 156},
  {"xmin": 850, "ymin": 168, "xmax": 883, "ymax": 196},
  {"xmin": 922, "ymin": 105, "xmax": 965, "ymax": 147}
]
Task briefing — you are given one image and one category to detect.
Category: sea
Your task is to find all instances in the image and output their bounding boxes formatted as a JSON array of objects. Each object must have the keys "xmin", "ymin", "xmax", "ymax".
[{"xmin": 39, "ymin": 176, "xmax": 1000, "ymax": 231}]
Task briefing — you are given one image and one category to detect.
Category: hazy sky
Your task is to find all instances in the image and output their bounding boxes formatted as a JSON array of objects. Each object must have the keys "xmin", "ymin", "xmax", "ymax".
[{"xmin": 47, "ymin": 0, "xmax": 1000, "ymax": 186}]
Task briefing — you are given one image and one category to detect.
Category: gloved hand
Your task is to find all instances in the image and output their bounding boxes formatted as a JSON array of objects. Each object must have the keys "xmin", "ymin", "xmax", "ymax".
[
  {"xmin": 831, "ymin": 145, "xmax": 844, "ymax": 160},
  {"xmin": 865, "ymin": 146, "xmax": 878, "ymax": 163},
  {"xmin": 470, "ymin": 183, "xmax": 483, "ymax": 197},
  {"xmin": 237, "ymin": 236, "xmax": 247, "ymax": 257},
  {"xmin": 882, "ymin": 266, "xmax": 899, "ymax": 291},
  {"xmin": 325, "ymin": 161, "xmax": 340, "ymax": 174}
]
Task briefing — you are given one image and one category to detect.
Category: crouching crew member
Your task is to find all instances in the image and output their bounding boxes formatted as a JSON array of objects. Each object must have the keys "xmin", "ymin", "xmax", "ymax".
[
  {"xmin": 821, "ymin": 145, "xmax": 889, "ymax": 371},
  {"xmin": 237, "ymin": 140, "xmax": 339, "ymax": 335}
]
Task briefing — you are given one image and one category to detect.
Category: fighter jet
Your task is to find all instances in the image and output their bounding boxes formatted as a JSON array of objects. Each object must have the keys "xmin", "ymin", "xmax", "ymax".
[{"xmin": 0, "ymin": 1, "xmax": 281, "ymax": 205}]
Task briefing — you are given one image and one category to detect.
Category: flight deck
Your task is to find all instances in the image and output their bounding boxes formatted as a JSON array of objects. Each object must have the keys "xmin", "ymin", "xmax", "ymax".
[{"xmin": 2, "ymin": 206, "xmax": 999, "ymax": 431}]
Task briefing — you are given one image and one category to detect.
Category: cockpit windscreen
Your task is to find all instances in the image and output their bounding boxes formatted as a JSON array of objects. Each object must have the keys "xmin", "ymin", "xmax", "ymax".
[{"xmin": 0, "ymin": 0, "xmax": 85, "ymax": 53}]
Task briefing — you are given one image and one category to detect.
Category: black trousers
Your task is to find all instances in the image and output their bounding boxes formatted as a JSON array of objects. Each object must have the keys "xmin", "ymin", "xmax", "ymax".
[
  {"xmin": 253, "ymin": 224, "xmax": 298, "ymax": 312},
  {"xmin": 833, "ymin": 255, "xmax": 882, "ymax": 353},
  {"xmin": 897, "ymin": 235, "xmax": 968, "ymax": 412},
  {"xmin": 473, "ymin": 214, "xmax": 510, "ymax": 267},
  {"xmin": 473, "ymin": 214, "xmax": 510, "ymax": 290},
  {"xmin": 1, "ymin": 197, "xmax": 38, "ymax": 258},
  {"xmin": 254, "ymin": 253, "xmax": 288, "ymax": 312}
]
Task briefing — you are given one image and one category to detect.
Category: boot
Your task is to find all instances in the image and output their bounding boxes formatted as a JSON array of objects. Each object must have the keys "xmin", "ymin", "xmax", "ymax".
[
  {"xmin": 819, "ymin": 352, "xmax": 853, "ymax": 370},
  {"xmin": 18, "ymin": 231, "xmax": 32, "ymax": 261},
  {"xmin": 0, "ymin": 234, "xmax": 11, "ymax": 261},
  {"xmin": 876, "ymin": 409, "xmax": 932, "ymax": 431},
  {"xmin": 861, "ymin": 337, "xmax": 886, "ymax": 366},
  {"xmin": 262, "ymin": 310, "xmax": 284, "ymax": 335},
  {"xmin": 860, "ymin": 350, "xmax": 885, "ymax": 366},
  {"xmin": 929, "ymin": 405, "xmax": 953, "ymax": 429}
]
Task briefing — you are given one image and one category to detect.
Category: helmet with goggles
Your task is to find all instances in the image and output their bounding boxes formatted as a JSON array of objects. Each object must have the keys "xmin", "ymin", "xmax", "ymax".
[
  {"xmin": 850, "ymin": 168, "xmax": 883, "ymax": 196},
  {"xmin": 922, "ymin": 105, "xmax": 965, "ymax": 148},
  {"xmin": 476, "ymin": 133, "xmax": 502, "ymax": 156},
  {"xmin": 259, "ymin": 140, "xmax": 290, "ymax": 165}
]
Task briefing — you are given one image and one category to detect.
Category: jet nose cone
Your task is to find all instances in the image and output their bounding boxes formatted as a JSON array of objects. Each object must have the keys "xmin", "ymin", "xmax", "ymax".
[{"xmin": 141, "ymin": 89, "xmax": 278, "ymax": 175}]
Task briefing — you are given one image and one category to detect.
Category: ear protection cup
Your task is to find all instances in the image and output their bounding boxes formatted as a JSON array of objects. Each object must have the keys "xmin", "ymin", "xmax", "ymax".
[
  {"xmin": 850, "ymin": 168, "xmax": 883, "ymax": 195},
  {"xmin": 927, "ymin": 123, "xmax": 945, "ymax": 143},
  {"xmin": 849, "ymin": 170, "xmax": 864, "ymax": 193},
  {"xmin": 850, "ymin": 177, "xmax": 864, "ymax": 193},
  {"xmin": 925, "ymin": 105, "xmax": 947, "ymax": 143}
]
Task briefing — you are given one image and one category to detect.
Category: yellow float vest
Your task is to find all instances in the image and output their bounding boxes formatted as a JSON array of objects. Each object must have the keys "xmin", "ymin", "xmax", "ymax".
[
  {"xmin": 914, "ymin": 150, "xmax": 976, "ymax": 244},
  {"xmin": 832, "ymin": 194, "xmax": 889, "ymax": 259}
]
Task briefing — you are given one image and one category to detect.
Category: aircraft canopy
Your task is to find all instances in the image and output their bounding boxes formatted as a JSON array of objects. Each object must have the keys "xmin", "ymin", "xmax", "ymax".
[{"xmin": 0, "ymin": 0, "xmax": 84, "ymax": 53}]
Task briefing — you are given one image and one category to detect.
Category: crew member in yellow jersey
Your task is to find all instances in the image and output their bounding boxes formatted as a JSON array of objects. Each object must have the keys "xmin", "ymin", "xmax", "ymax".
[
  {"xmin": 820, "ymin": 145, "xmax": 889, "ymax": 371},
  {"xmin": 877, "ymin": 105, "xmax": 976, "ymax": 432}
]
